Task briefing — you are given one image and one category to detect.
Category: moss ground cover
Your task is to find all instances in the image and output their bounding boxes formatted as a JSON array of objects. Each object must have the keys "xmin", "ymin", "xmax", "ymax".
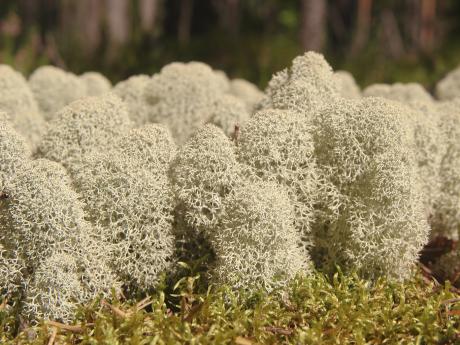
[{"xmin": 2, "ymin": 268, "xmax": 460, "ymax": 344}]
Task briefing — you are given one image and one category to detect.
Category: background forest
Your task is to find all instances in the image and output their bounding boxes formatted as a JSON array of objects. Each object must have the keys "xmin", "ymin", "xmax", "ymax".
[{"xmin": 1, "ymin": 0, "xmax": 460, "ymax": 93}]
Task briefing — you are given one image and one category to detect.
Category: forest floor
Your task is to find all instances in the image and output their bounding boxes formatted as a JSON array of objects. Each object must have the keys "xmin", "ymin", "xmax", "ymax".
[{"xmin": 2, "ymin": 264, "xmax": 460, "ymax": 345}]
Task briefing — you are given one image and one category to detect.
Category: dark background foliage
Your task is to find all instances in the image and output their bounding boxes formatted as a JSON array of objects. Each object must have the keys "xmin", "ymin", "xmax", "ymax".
[{"xmin": 1, "ymin": 0, "xmax": 460, "ymax": 89}]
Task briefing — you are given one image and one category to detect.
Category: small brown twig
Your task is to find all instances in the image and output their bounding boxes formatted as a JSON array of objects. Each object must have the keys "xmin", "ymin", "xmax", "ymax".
[
  {"xmin": 47, "ymin": 327, "xmax": 58, "ymax": 345},
  {"xmin": 101, "ymin": 299, "xmax": 131, "ymax": 318},
  {"xmin": 265, "ymin": 326, "xmax": 293, "ymax": 335},
  {"xmin": 136, "ymin": 297, "xmax": 153, "ymax": 311},
  {"xmin": 0, "ymin": 297, "xmax": 8, "ymax": 311},
  {"xmin": 46, "ymin": 321, "xmax": 84, "ymax": 333},
  {"xmin": 232, "ymin": 124, "xmax": 240, "ymax": 146},
  {"xmin": 183, "ymin": 302, "xmax": 203, "ymax": 323},
  {"xmin": 235, "ymin": 336, "xmax": 253, "ymax": 345},
  {"xmin": 441, "ymin": 298, "xmax": 460, "ymax": 305},
  {"xmin": 418, "ymin": 262, "xmax": 441, "ymax": 286}
]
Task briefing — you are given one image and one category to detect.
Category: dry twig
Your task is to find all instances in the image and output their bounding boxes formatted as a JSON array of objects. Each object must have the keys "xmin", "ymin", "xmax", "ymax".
[
  {"xmin": 46, "ymin": 321, "xmax": 84, "ymax": 333},
  {"xmin": 232, "ymin": 124, "xmax": 240, "ymax": 146},
  {"xmin": 136, "ymin": 297, "xmax": 153, "ymax": 311},
  {"xmin": 47, "ymin": 327, "xmax": 58, "ymax": 345},
  {"xmin": 265, "ymin": 326, "xmax": 293, "ymax": 335},
  {"xmin": 0, "ymin": 297, "xmax": 8, "ymax": 311},
  {"xmin": 101, "ymin": 299, "xmax": 131, "ymax": 318},
  {"xmin": 235, "ymin": 336, "xmax": 253, "ymax": 345},
  {"xmin": 441, "ymin": 297, "xmax": 460, "ymax": 305}
]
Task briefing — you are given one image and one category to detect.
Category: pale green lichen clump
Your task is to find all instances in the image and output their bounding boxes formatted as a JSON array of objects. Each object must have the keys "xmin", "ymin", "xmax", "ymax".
[
  {"xmin": 23, "ymin": 238, "xmax": 117, "ymax": 323},
  {"xmin": 259, "ymin": 51, "xmax": 340, "ymax": 115},
  {"xmin": 145, "ymin": 62, "xmax": 241, "ymax": 143},
  {"xmin": 333, "ymin": 70, "xmax": 361, "ymax": 99},
  {"xmin": 38, "ymin": 94, "xmax": 133, "ymax": 171},
  {"xmin": 0, "ymin": 243, "xmax": 24, "ymax": 294},
  {"xmin": 213, "ymin": 69, "xmax": 231, "ymax": 93},
  {"xmin": 362, "ymin": 83, "xmax": 444, "ymax": 219},
  {"xmin": 405, "ymin": 102, "xmax": 445, "ymax": 223},
  {"xmin": 3, "ymin": 159, "xmax": 89, "ymax": 264},
  {"xmin": 212, "ymin": 180, "xmax": 311, "ymax": 291},
  {"xmin": 115, "ymin": 123, "xmax": 177, "ymax": 172},
  {"xmin": 29, "ymin": 65, "xmax": 87, "ymax": 120},
  {"xmin": 436, "ymin": 66, "xmax": 460, "ymax": 101},
  {"xmin": 0, "ymin": 114, "xmax": 31, "ymax": 191},
  {"xmin": 363, "ymin": 82, "xmax": 433, "ymax": 106},
  {"xmin": 0, "ymin": 65, "xmax": 46, "ymax": 149},
  {"xmin": 23, "ymin": 252, "xmax": 87, "ymax": 323},
  {"xmin": 237, "ymin": 109, "xmax": 318, "ymax": 242},
  {"xmin": 0, "ymin": 118, "xmax": 31, "ymax": 293},
  {"xmin": 432, "ymin": 99, "xmax": 460, "ymax": 239},
  {"xmin": 113, "ymin": 75, "xmax": 152, "ymax": 126},
  {"xmin": 172, "ymin": 124, "xmax": 310, "ymax": 291},
  {"xmin": 250, "ymin": 52, "xmax": 429, "ymax": 280},
  {"xmin": 171, "ymin": 124, "xmax": 242, "ymax": 230},
  {"xmin": 1, "ymin": 159, "xmax": 118, "ymax": 322},
  {"xmin": 229, "ymin": 78, "xmax": 264, "ymax": 112},
  {"xmin": 73, "ymin": 124, "xmax": 176, "ymax": 291},
  {"xmin": 81, "ymin": 71, "xmax": 112, "ymax": 95},
  {"xmin": 311, "ymin": 97, "xmax": 429, "ymax": 280},
  {"xmin": 208, "ymin": 95, "xmax": 249, "ymax": 137}
]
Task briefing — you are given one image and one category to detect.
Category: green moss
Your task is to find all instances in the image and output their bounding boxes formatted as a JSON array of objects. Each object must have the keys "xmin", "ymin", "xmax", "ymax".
[{"xmin": 4, "ymin": 270, "xmax": 460, "ymax": 344}]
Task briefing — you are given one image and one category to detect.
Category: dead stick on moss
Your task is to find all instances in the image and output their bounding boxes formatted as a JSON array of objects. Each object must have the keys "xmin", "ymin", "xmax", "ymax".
[
  {"xmin": 441, "ymin": 298, "xmax": 460, "ymax": 305},
  {"xmin": 418, "ymin": 262, "xmax": 433, "ymax": 275},
  {"xmin": 265, "ymin": 326, "xmax": 293, "ymax": 335},
  {"xmin": 47, "ymin": 327, "xmax": 58, "ymax": 345},
  {"xmin": 183, "ymin": 303, "xmax": 203, "ymax": 323},
  {"xmin": 235, "ymin": 336, "xmax": 253, "ymax": 345},
  {"xmin": 418, "ymin": 262, "xmax": 441, "ymax": 286},
  {"xmin": 137, "ymin": 296, "xmax": 150, "ymax": 307},
  {"xmin": 0, "ymin": 298, "xmax": 8, "ymax": 311},
  {"xmin": 232, "ymin": 124, "xmax": 240, "ymax": 146},
  {"xmin": 46, "ymin": 321, "xmax": 84, "ymax": 333},
  {"xmin": 101, "ymin": 299, "xmax": 131, "ymax": 318},
  {"xmin": 138, "ymin": 300, "xmax": 153, "ymax": 311},
  {"xmin": 136, "ymin": 298, "xmax": 153, "ymax": 311}
]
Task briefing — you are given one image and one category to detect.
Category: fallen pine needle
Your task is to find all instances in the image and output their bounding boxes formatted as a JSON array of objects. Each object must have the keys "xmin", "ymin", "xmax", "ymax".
[
  {"xmin": 235, "ymin": 336, "xmax": 253, "ymax": 345},
  {"xmin": 102, "ymin": 299, "xmax": 131, "ymax": 318},
  {"xmin": 441, "ymin": 298, "xmax": 460, "ymax": 305},
  {"xmin": 0, "ymin": 298, "xmax": 8, "ymax": 311},
  {"xmin": 265, "ymin": 326, "xmax": 293, "ymax": 335},
  {"xmin": 46, "ymin": 321, "xmax": 84, "ymax": 333},
  {"xmin": 136, "ymin": 297, "xmax": 153, "ymax": 311},
  {"xmin": 47, "ymin": 327, "xmax": 58, "ymax": 345}
]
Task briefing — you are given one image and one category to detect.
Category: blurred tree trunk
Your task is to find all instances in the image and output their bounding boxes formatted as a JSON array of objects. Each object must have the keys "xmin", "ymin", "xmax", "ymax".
[
  {"xmin": 19, "ymin": 0, "xmax": 40, "ymax": 29},
  {"xmin": 380, "ymin": 9, "xmax": 405, "ymax": 59},
  {"xmin": 405, "ymin": 0, "xmax": 420, "ymax": 53},
  {"xmin": 329, "ymin": 1, "xmax": 347, "ymax": 42},
  {"xmin": 59, "ymin": 0, "xmax": 102, "ymax": 57},
  {"xmin": 405, "ymin": 0, "xmax": 437, "ymax": 54},
  {"xmin": 106, "ymin": 0, "xmax": 130, "ymax": 46},
  {"xmin": 139, "ymin": 0, "xmax": 159, "ymax": 33},
  {"xmin": 212, "ymin": 0, "xmax": 240, "ymax": 35},
  {"xmin": 435, "ymin": 0, "xmax": 449, "ymax": 45},
  {"xmin": 81, "ymin": 0, "xmax": 103, "ymax": 55},
  {"xmin": 178, "ymin": 0, "xmax": 193, "ymax": 46},
  {"xmin": 299, "ymin": 0, "xmax": 327, "ymax": 52},
  {"xmin": 420, "ymin": 0, "xmax": 436, "ymax": 53},
  {"xmin": 350, "ymin": 0, "xmax": 373, "ymax": 56}
]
